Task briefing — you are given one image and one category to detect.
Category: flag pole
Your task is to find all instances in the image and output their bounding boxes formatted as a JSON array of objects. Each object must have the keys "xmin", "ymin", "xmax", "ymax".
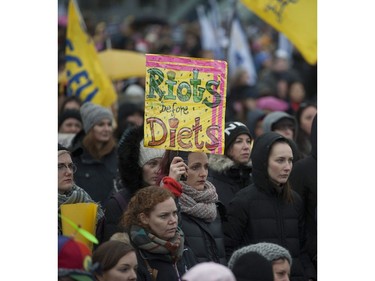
[{"xmin": 71, "ymin": 0, "xmax": 88, "ymax": 32}]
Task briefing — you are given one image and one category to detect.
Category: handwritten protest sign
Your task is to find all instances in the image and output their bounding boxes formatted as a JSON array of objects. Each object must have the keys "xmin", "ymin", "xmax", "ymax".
[{"xmin": 144, "ymin": 54, "xmax": 227, "ymax": 154}]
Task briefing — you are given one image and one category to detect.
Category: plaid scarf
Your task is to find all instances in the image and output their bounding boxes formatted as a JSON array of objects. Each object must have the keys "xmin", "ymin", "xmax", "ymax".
[
  {"xmin": 130, "ymin": 225, "xmax": 185, "ymax": 262},
  {"xmin": 58, "ymin": 184, "xmax": 104, "ymax": 234},
  {"xmin": 179, "ymin": 180, "xmax": 218, "ymax": 222}
]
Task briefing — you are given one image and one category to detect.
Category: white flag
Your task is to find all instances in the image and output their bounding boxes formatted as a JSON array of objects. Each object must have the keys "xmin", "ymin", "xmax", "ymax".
[
  {"xmin": 196, "ymin": 5, "xmax": 217, "ymax": 52},
  {"xmin": 227, "ymin": 15, "xmax": 257, "ymax": 85},
  {"xmin": 208, "ymin": 0, "xmax": 227, "ymax": 59}
]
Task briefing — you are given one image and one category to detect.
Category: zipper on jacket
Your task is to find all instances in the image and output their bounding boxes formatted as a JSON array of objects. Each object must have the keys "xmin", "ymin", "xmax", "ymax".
[
  {"xmin": 173, "ymin": 262, "xmax": 182, "ymax": 281},
  {"xmin": 276, "ymin": 196, "xmax": 287, "ymax": 247}
]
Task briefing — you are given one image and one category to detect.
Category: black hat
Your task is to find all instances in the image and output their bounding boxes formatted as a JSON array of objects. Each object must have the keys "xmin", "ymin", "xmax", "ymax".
[
  {"xmin": 58, "ymin": 109, "xmax": 82, "ymax": 129},
  {"xmin": 231, "ymin": 251, "xmax": 274, "ymax": 281},
  {"xmin": 224, "ymin": 121, "xmax": 252, "ymax": 154}
]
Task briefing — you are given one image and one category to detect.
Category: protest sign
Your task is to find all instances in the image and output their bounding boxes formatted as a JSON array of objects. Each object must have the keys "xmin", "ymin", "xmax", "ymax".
[{"xmin": 144, "ymin": 54, "xmax": 227, "ymax": 154}]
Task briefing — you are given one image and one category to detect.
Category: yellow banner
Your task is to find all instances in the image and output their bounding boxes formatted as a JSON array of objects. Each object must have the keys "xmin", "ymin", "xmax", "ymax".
[
  {"xmin": 65, "ymin": 0, "xmax": 117, "ymax": 107},
  {"xmin": 240, "ymin": 0, "xmax": 317, "ymax": 65},
  {"xmin": 144, "ymin": 54, "xmax": 227, "ymax": 155}
]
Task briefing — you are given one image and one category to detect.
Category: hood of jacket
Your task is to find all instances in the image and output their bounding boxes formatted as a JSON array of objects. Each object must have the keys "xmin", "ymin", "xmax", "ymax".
[
  {"xmin": 117, "ymin": 125, "xmax": 144, "ymax": 194},
  {"xmin": 262, "ymin": 111, "xmax": 297, "ymax": 139},
  {"xmin": 251, "ymin": 132, "xmax": 293, "ymax": 190},
  {"xmin": 246, "ymin": 109, "xmax": 266, "ymax": 137}
]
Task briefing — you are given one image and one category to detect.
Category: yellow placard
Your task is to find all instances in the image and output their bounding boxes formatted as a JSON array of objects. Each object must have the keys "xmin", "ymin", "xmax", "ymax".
[
  {"xmin": 144, "ymin": 54, "xmax": 227, "ymax": 155},
  {"xmin": 61, "ymin": 203, "xmax": 98, "ymax": 250}
]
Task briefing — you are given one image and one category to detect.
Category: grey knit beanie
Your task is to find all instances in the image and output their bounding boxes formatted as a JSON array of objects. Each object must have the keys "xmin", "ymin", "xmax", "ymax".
[
  {"xmin": 138, "ymin": 140, "xmax": 165, "ymax": 167},
  {"xmin": 80, "ymin": 102, "xmax": 113, "ymax": 133},
  {"xmin": 228, "ymin": 242, "xmax": 292, "ymax": 269}
]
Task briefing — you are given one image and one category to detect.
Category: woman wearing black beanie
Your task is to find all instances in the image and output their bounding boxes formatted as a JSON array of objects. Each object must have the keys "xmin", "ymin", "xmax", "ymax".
[{"xmin": 207, "ymin": 121, "xmax": 254, "ymax": 211}]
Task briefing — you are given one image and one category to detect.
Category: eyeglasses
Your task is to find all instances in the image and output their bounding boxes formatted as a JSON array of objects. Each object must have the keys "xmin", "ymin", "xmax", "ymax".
[{"xmin": 58, "ymin": 163, "xmax": 77, "ymax": 173}]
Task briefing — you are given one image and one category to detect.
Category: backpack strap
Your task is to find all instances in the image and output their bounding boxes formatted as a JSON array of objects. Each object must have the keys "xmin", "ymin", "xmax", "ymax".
[{"xmin": 113, "ymin": 191, "xmax": 128, "ymax": 212}]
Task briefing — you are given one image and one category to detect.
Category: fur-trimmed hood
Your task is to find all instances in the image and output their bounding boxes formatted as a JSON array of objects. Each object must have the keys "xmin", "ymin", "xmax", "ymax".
[
  {"xmin": 208, "ymin": 153, "xmax": 252, "ymax": 173},
  {"xmin": 117, "ymin": 125, "xmax": 144, "ymax": 194}
]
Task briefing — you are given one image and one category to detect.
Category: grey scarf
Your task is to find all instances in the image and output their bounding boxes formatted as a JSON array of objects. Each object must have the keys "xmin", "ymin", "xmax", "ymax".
[
  {"xmin": 180, "ymin": 180, "xmax": 218, "ymax": 222},
  {"xmin": 58, "ymin": 184, "xmax": 104, "ymax": 234}
]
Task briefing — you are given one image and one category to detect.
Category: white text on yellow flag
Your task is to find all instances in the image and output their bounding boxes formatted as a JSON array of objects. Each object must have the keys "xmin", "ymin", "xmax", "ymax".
[{"xmin": 65, "ymin": 0, "xmax": 116, "ymax": 107}]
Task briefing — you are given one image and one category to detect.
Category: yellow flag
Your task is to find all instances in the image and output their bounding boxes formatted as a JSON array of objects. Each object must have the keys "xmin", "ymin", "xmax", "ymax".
[
  {"xmin": 240, "ymin": 0, "xmax": 317, "ymax": 65},
  {"xmin": 65, "ymin": 0, "xmax": 117, "ymax": 107}
]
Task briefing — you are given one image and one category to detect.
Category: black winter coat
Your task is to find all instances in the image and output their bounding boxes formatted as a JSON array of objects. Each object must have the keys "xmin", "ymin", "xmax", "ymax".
[
  {"xmin": 135, "ymin": 247, "xmax": 197, "ymax": 281},
  {"xmin": 207, "ymin": 154, "xmax": 252, "ymax": 211},
  {"xmin": 224, "ymin": 132, "xmax": 316, "ymax": 281},
  {"xmin": 72, "ymin": 147, "xmax": 117, "ymax": 205},
  {"xmin": 224, "ymin": 185, "xmax": 315, "ymax": 281},
  {"xmin": 100, "ymin": 182, "xmax": 132, "ymax": 243},
  {"xmin": 289, "ymin": 114, "xmax": 317, "ymax": 268},
  {"xmin": 180, "ymin": 203, "xmax": 227, "ymax": 265}
]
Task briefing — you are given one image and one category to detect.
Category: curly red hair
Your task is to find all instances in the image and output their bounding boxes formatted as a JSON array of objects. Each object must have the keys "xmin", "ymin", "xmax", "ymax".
[{"xmin": 121, "ymin": 186, "xmax": 175, "ymax": 230}]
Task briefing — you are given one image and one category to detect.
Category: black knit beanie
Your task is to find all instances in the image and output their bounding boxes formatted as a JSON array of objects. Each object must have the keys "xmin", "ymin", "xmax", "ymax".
[
  {"xmin": 224, "ymin": 121, "xmax": 252, "ymax": 154},
  {"xmin": 58, "ymin": 109, "xmax": 82, "ymax": 129},
  {"xmin": 231, "ymin": 251, "xmax": 274, "ymax": 281}
]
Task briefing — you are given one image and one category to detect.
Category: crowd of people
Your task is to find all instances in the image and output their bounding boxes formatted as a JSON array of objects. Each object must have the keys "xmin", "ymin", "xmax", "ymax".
[{"xmin": 58, "ymin": 5, "xmax": 317, "ymax": 281}]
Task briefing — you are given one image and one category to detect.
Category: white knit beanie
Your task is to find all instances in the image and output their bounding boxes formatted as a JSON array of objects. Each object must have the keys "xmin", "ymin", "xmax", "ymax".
[
  {"xmin": 228, "ymin": 242, "xmax": 292, "ymax": 269},
  {"xmin": 80, "ymin": 102, "xmax": 113, "ymax": 133},
  {"xmin": 182, "ymin": 262, "xmax": 236, "ymax": 281},
  {"xmin": 138, "ymin": 140, "xmax": 165, "ymax": 167}
]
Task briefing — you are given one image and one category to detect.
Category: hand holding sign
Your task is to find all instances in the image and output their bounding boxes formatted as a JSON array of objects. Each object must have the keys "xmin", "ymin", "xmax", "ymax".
[{"xmin": 168, "ymin": 156, "xmax": 189, "ymax": 181}]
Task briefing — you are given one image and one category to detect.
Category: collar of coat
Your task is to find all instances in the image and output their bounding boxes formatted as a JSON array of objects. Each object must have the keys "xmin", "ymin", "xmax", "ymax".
[{"xmin": 208, "ymin": 154, "xmax": 252, "ymax": 173}]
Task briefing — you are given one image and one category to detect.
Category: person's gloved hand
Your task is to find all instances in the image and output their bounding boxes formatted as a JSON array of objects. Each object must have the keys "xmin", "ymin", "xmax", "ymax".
[{"xmin": 160, "ymin": 176, "xmax": 182, "ymax": 197}]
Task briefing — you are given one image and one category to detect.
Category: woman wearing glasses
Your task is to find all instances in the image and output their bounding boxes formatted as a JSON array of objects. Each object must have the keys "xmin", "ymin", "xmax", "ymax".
[{"xmin": 58, "ymin": 144, "xmax": 104, "ymax": 235}]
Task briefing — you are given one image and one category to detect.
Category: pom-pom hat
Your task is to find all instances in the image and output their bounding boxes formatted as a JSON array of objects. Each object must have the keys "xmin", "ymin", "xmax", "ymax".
[{"xmin": 58, "ymin": 235, "xmax": 96, "ymax": 281}]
